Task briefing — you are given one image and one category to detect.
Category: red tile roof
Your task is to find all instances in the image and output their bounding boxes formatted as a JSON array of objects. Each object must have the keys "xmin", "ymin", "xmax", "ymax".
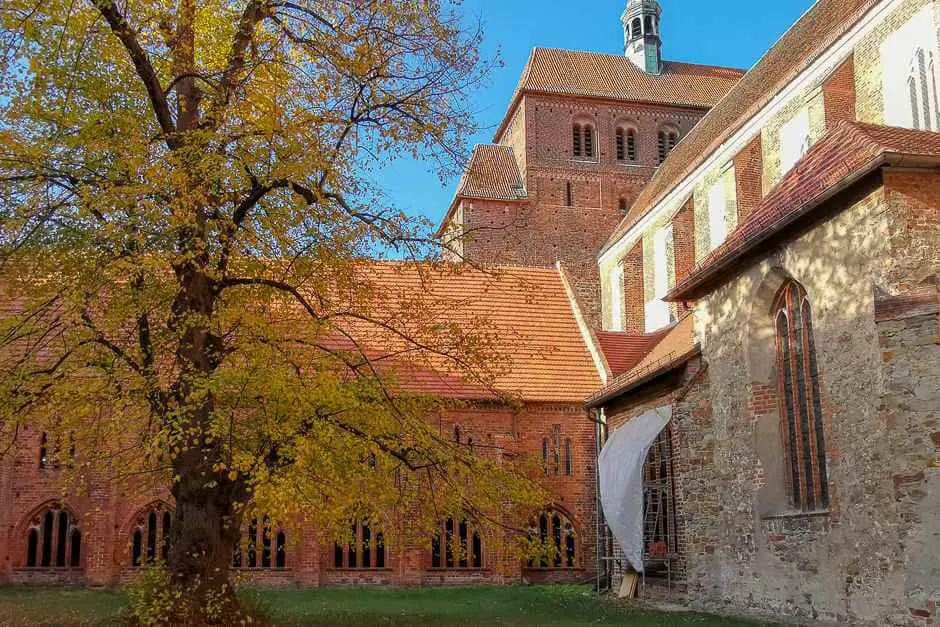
[
  {"xmin": 318, "ymin": 263, "xmax": 602, "ymax": 403},
  {"xmin": 455, "ymin": 144, "xmax": 527, "ymax": 202},
  {"xmin": 668, "ymin": 122, "xmax": 940, "ymax": 301},
  {"xmin": 601, "ymin": 0, "xmax": 880, "ymax": 254},
  {"xmin": 517, "ymin": 48, "xmax": 742, "ymax": 108},
  {"xmin": 585, "ymin": 315, "xmax": 698, "ymax": 407},
  {"xmin": 595, "ymin": 327, "xmax": 671, "ymax": 377}
]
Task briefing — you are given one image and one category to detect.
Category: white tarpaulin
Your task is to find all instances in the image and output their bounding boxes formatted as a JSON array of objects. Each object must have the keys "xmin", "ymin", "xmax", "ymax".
[{"xmin": 598, "ymin": 405, "xmax": 672, "ymax": 573}]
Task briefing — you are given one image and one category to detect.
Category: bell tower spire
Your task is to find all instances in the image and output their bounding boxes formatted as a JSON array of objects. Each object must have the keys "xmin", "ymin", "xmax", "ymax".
[{"xmin": 622, "ymin": 0, "xmax": 663, "ymax": 75}]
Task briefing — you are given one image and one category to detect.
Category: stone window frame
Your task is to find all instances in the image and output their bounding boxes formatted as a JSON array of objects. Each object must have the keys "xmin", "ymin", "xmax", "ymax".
[
  {"xmin": 746, "ymin": 268, "xmax": 832, "ymax": 519},
  {"xmin": 772, "ymin": 280, "xmax": 829, "ymax": 513},
  {"xmin": 525, "ymin": 508, "xmax": 577, "ymax": 570}
]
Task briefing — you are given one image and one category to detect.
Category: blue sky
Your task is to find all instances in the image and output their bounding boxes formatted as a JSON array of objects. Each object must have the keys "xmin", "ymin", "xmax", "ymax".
[{"xmin": 377, "ymin": 0, "xmax": 815, "ymax": 227}]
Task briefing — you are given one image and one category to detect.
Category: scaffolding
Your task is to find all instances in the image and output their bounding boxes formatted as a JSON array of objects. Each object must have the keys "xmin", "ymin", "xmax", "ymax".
[{"xmin": 597, "ymin": 425, "xmax": 678, "ymax": 595}]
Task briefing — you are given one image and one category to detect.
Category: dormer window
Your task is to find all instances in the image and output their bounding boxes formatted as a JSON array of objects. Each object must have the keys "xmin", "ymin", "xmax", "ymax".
[
  {"xmin": 572, "ymin": 122, "xmax": 595, "ymax": 159},
  {"xmin": 657, "ymin": 128, "xmax": 678, "ymax": 164}
]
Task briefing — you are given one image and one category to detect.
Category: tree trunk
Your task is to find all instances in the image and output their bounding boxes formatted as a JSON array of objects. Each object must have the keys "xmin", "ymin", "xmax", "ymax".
[{"xmin": 168, "ymin": 447, "xmax": 245, "ymax": 624}]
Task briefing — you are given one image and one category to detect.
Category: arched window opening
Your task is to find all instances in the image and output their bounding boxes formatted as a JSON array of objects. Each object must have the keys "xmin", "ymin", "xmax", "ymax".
[
  {"xmin": 616, "ymin": 128, "xmax": 625, "ymax": 161},
  {"xmin": 632, "ymin": 17, "xmax": 641, "ymax": 38},
  {"xmin": 130, "ymin": 503, "xmax": 172, "ymax": 567},
  {"xmin": 773, "ymin": 281, "xmax": 829, "ymax": 512},
  {"xmin": 334, "ymin": 520, "xmax": 386, "ymax": 569},
  {"xmin": 23, "ymin": 504, "xmax": 81, "ymax": 569},
  {"xmin": 551, "ymin": 425, "xmax": 561, "ymax": 476},
  {"xmin": 583, "ymin": 125, "xmax": 594, "ymax": 158},
  {"xmin": 643, "ymin": 427, "xmax": 676, "ymax": 576},
  {"xmin": 564, "ymin": 438, "xmax": 573, "ymax": 476},
  {"xmin": 644, "ymin": 15, "xmax": 654, "ymax": 35},
  {"xmin": 38, "ymin": 432, "xmax": 47, "ymax": 468},
  {"xmin": 572, "ymin": 124, "xmax": 582, "ymax": 157},
  {"xmin": 431, "ymin": 517, "xmax": 482, "ymax": 569},
  {"xmin": 233, "ymin": 516, "xmax": 287, "ymax": 570},
  {"xmin": 657, "ymin": 129, "xmax": 678, "ymax": 164},
  {"xmin": 572, "ymin": 122, "xmax": 595, "ymax": 159},
  {"xmin": 527, "ymin": 510, "xmax": 576, "ymax": 569},
  {"xmin": 618, "ymin": 197, "xmax": 628, "ymax": 213}
]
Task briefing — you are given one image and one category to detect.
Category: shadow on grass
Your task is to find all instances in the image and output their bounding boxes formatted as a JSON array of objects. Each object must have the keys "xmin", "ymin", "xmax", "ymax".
[{"xmin": 0, "ymin": 585, "xmax": 767, "ymax": 626}]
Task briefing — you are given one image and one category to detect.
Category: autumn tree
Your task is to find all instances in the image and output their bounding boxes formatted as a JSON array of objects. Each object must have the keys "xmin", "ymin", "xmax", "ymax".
[{"xmin": 0, "ymin": 0, "xmax": 548, "ymax": 621}]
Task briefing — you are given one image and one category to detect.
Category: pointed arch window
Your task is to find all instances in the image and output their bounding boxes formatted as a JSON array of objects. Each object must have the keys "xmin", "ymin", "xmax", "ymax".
[
  {"xmin": 909, "ymin": 48, "xmax": 940, "ymax": 131},
  {"xmin": 232, "ymin": 515, "xmax": 287, "ymax": 570},
  {"xmin": 334, "ymin": 520, "xmax": 386, "ymax": 569},
  {"xmin": 527, "ymin": 510, "xmax": 576, "ymax": 569},
  {"xmin": 131, "ymin": 503, "xmax": 173, "ymax": 567},
  {"xmin": 774, "ymin": 281, "xmax": 829, "ymax": 512},
  {"xmin": 24, "ymin": 504, "xmax": 81, "ymax": 569},
  {"xmin": 431, "ymin": 517, "xmax": 482, "ymax": 569}
]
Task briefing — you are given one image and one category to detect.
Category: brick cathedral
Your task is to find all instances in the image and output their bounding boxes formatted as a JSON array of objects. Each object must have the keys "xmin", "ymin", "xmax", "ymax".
[{"xmin": 2, "ymin": 0, "xmax": 938, "ymax": 624}]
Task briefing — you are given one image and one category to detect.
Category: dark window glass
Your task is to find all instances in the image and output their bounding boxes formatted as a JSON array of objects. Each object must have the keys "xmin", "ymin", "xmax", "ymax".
[
  {"xmin": 472, "ymin": 532, "xmax": 482, "ymax": 568},
  {"xmin": 362, "ymin": 524, "xmax": 371, "ymax": 568},
  {"xmin": 564, "ymin": 438, "xmax": 573, "ymax": 476},
  {"xmin": 27, "ymin": 529, "xmax": 38, "ymax": 567},
  {"xmin": 616, "ymin": 128, "xmax": 625, "ymax": 161},
  {"xmin": 247, "ymin": 519, "xmax": 257, "ymax": 568},
  {"xmin": 132, "ymin": 530, "xmax": 143, "ymax": 567},
  {"xmin": 232, "ymin": 537, "xmax": 242, "ymax": 568},
  {"xmin": 444, "ymin": 518, "xmax": 454, "ymax": 568},
  {"xmin": 261, "ymin": 518, "xmax": 272, "ymax": 568},
  {"xmin": 56, "ymin": 511, "xmax": 68, "ymax": 567},
  {"xmin": 41, "ymin": 511, "xmax": 53, "ymax": 567},
  {"xmin": 627, "ymin": 129, "xmax": 638, "ymax": 161},
  {"xmin": 431, "ymin": 532, "xmax": 441, "ymax": 568},
  {"xmin": 572, "ymin": 125, "xmax": 582, "ymax": 157},
  {"xmin": 376, "ymin": 533, "xmax": 385, "ymax": 568},
  {"xmin": 565, "ymin": 182, "xmax": 573, "ymax": 207},
  {"xmin": 147, "ymin": 512, "xmax": 157, "ymax": 562},
  {"xmin": 39, "ymin": 433, "xmax": 47, "ymax": 468},
  {"xmin": 334, "ymin": 542, "xmax": 343, "ymax": 568},
  {"xmin": 162, "ymin": 512, "xmax": 172, "ymax": 561},
  {"xmin": 583, "ymin": 126, "xmax": 594, "ymax": 158},
  {"xmin": 347, "ymin": 521, "xmax": 357, "ymax": 568},
  {"xmin": 276, "ymin": 532, "xmax": 286, "ymax": 569},
  {"xmin": 69, "ymin": 529, "xmax": 81, "ymax": 568}
]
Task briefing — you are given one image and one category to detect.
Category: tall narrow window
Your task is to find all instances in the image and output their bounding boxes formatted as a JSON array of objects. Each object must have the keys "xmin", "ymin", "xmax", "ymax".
[
  {"xmin": 38, "ymin": 432, "xmax": 48, "ymax": 468},
  {"xmin": 918, "ymin": 49, "xmax": 932, "ymax": 131},
  {"xmin": 773, "ymin": 281, "xmax": 829, "ymax": 512},
  {"xmin": 334, "ymin": 521, "xmax": 386, "ymax": 569},
  {"xmin": 541, "ymin": 437, "xmax": 549, "ymax": 474},
  {"xmin": 572, "ymin": 125, "xmax": 582, "ymax": 157},
  {"xmin": 583, "ymin": 125, "xmax": 594, "ymax": 158},
  {"xmin": 618, "ymin": 197, "xmax": 628, "ymax": 213},
  {"xmin": 431, "ymin": 518, "xmax": 481, "ymax": 569},
  {"xmin": 131, "ymin": 503, "xmax": 172, "ymax": 567},
  {"xmin": 909, "ymin": 75, "xmax": 921, "ymax": 130},
  {"xmin": 627, "ymin": 128, "xmax": 638, "ymax": 161},
  {"xmin": 24, "ymin": 505, "xmax": 80, "ymax": 570},
  {"xmin": 527, "ymin": 511, "xmax": 576, "ymax": 569},
  {"xmin": 657, "ymin": 130, "xmax": 677, "ymax": 163},
  {"xmin": 564, "ymin": 439, "xmax": 573, "ymax": 476},
  {"xmin": 551, "ymin": 425, "xmax": 561, "ymax": 476},
  {"xmin": 565, "ymin": 182, "xmax": 573, "ymax": 207},
  {"xmin": 615, "ymin": 128, "xmax": 625, "ymax": 161}
]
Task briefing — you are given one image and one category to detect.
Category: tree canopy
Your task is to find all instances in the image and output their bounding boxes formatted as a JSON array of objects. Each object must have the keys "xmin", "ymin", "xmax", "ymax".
[{"xmin": 0, "ymin": 0, "xmax": 550, "ymax": 621}]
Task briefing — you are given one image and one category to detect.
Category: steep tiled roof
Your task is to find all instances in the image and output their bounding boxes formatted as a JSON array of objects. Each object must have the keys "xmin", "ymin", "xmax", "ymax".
[
  {"xmin": 456, "ymin": 145, "xmax": 526, "ymax": 201},
  {"xmin": 601, "ymin": 0, "xmax": 880, "ymax": 254},
  {"xmin": 668, "ymin": 122, "xmax": 940, "ymax": 301},
  {"xmin": 585, "ymin": 315, "xmax": 697, "ymax": 407},
  {"xmin": 515, "ymin": 48, "xmax": 743, "ymax": 109},
  {"xmin": 595, "ymin": 327, "xmax": 671, "ymax": 377},
  {"xmin": 320, "ymin": 263, "xmax": 602, "ymax": 403}
]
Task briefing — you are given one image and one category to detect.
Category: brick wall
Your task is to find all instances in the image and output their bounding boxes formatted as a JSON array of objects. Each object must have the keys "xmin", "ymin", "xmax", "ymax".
[
  {"xmin": 733, "ymin": 133, "xmax": 763, "ymax": 221},
  {"xmin": 0, "ymin": 402, "xmax": 597, "ymax": 588},
  {"xmin": 822, "ymin": 56, "xmax": 857, "ymax": 129},
  {"xmin": 461, "ymin": 95, "xmax": 710, "ymax": 326},
  {"xmin": 622, "ymin": 239, "xmax": 645, "ymax": 334}
]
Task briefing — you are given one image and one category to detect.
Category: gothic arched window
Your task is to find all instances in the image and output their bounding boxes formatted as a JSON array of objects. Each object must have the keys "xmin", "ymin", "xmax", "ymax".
[
  {"xmin": 431, "ymin": 517, "xmax": 482, "ymax": 569},
  {"xmin": 130, "ymin": 503, "xmax": 173, "ymax": 567},
  {"xmin": 564, "ymin": 438, "xmax": 573, "ymax": 476},
  {"xmin": 24, "ymin": 504, "xmax": 81, "ymax": 569},
  {"xmin": 632, "ymin": 17, "xmax": 641, "ymax": 38},
  {"xmin": 334, "ymin": 520, "xmax": 386, "ymax": 569},
  {"xmin": 774, "ymin": 281, "xmax": 829, "ymax": 512},
  {"xmin": 527, "ymin": 511, "xmax": 576, "ymax": 569},
  {"xmin": 232, "ymin": 516, "xmax": 287, "ymax": 569},
  {"xmin": 908, "ymin": 48, "xmax": 940, "ymax": 131}
]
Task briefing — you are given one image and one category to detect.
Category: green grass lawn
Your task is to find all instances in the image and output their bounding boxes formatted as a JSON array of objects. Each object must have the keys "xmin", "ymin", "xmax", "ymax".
[{"xmin": 0, "ymin": 585, "xmax": 764, "ymax": 626}]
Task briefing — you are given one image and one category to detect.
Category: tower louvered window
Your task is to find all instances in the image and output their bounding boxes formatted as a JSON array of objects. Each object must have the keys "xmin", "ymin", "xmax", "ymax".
[
  {"xmin": 572, "ymin": 125, "xmax": 582, "ymax": 157},
  {"xmin": 774, "ymin": 281, "xmax": 829, "ymax": 512},
  {"xmin": 657, "ymin": 130, "xmax": 677, "ymax": 164},
  {"xmin": 627, "ymin": 129, "xmax": 638, "ymax": 161},
  {"xmin": 616, "ymin": 129, "xmax": 625, "ymax": 161},
  {"xmin": 583, "ymin": 125, "xmax": 594, "ymax": 158}
]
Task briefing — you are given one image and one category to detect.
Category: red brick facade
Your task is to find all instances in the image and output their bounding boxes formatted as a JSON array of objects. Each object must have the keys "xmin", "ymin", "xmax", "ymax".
[
  {"xmin": 0, "ymin": 402, "xmax": 598, "ymax": 587},
  {"xmin": 455, "ymin": 94, "xmax": 712, "ymax": 326},
  {"xmin": 733, "ymin": 133, "xmax": 763, "ymax": 222}
]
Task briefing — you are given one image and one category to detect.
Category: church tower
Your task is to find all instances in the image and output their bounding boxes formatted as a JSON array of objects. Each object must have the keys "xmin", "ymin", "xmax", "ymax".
[{"xmin": 622, "ymin": 0, "xmax": 663, "ymax": 74}]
